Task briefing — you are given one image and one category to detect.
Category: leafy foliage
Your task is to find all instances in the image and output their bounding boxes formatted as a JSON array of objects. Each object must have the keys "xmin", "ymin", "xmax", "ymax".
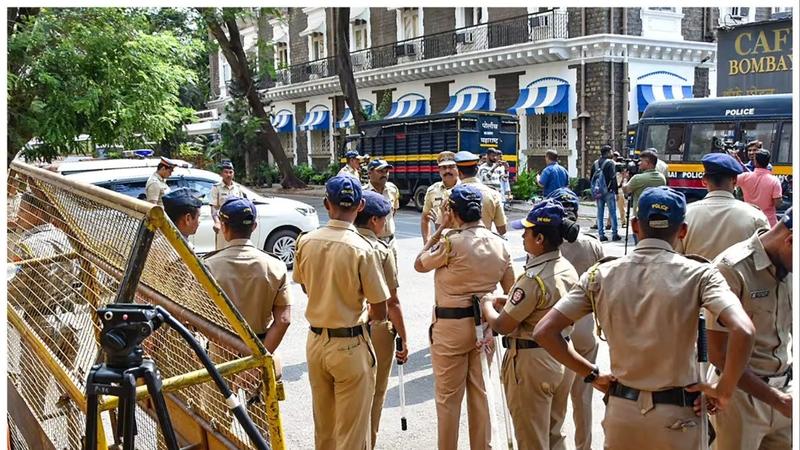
[
  {"xmin": 216, "ymin": 98, "xmax": 262, "ymax": 172},
  {"xmin": 511, "ymin": 168, "xmax": 541, "ymax": 201}
]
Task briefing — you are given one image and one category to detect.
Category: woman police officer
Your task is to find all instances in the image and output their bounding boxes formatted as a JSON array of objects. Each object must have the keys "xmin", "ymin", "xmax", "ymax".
[{"xmin": 414, "ymin": 184, "xmax": 515, "ymax": 450}]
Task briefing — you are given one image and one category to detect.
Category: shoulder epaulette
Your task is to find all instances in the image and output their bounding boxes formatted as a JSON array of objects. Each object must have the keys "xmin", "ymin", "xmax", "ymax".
[
  {"xmin": 684, "ymin": 254, "xmax": 711, "ymax": 264},
  {"xmin": 596, "ymin": 255, "xmax": 618, "ymax": 264},
  {"xmin": 719, "ymin": 244, "xmax": 752, "ymax": 267},
  {"xmin": 444, "ymin": 228, "xmax": 462, "ymax": 238},
  {"xmin": 201, "ymin": 249, "xmax": 223, "ymax": 260},
  {"xmin": 349, "ymin": 228, "xmax": 375, "ymax": 247},
  {"xmin": 583, "ymin": 233, "xmax": 600, "ymax": 241}
]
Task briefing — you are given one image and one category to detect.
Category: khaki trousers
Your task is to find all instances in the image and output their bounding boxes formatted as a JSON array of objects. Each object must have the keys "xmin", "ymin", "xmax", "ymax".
[
  {"xmin": 711, "ymin": 380, "xmax": 792, "ymax": 450},
  {"xmin": 502, "ymin": 342, "xmax": 574, "ymax": 450},
  {"xmin": 307, "ymin": 328, "xmax": 377, "ymax": 450},
  {"xmin": 603, "ymin": 394, "xmax": 701, "ymax": 450},
  {"xmin": 369, "ymin": 320, "xmax": 395, "ymax": 448},
  {"xmin": 569, "ymin": 315, "xmax": 599, "ymax": 450},
  {"xmin": 430, "ymin": 317, "xmax": 491, "ymax": 450}
]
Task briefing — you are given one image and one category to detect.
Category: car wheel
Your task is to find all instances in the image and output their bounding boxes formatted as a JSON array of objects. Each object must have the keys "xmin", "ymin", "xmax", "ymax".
[
  {"xmin": 265, "ymin": 229, "xmax": 299, "ymax": 269},
  {"xmin": 412, "ymin": 184, "xmax": 428, "ymax": 212}
]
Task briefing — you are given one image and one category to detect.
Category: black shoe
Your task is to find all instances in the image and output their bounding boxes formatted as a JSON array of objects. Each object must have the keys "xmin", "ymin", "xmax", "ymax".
[
  {"xmin": 590, "ymin": 224, "xmax": 598, "ymax": 230},
  {"xmin": 599, "ymin": 235, "xmax": 609, "ymax": 242},
  {"xmin": 611, "ymin": 234, "xmax": 622, "ymax": 241}
]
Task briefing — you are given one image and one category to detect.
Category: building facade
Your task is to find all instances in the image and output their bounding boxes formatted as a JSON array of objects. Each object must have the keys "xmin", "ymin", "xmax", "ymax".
[{"xmin": 199, "ymin": 7, "xmax": 783, "ymax": 177}]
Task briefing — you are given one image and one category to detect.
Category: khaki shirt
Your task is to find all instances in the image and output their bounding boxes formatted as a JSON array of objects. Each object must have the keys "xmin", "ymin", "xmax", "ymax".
[
  {"xmin": 460, "ymin": 177, "xmax": 507, "ymax": 230},
  {"xmin": 365, "ymin": 182, "xmax": 400, "ymax": 238},
  {"xmin": 204, "ymin": 239, "xmax": 291, "ymax": 335},
  {"xmin": 293, "ymin": 219, "xmax": 390, "ymax": 328},
  {"xmin": 559, "ymin": 232, "xmax": 605, "ymax": 276},
  {"xmin": 676, "ymin": 191, "xmax": 770, "ymax": 260},
  {"xmin": 145, "ymin": 172, "xmax": 170, "ymax": 205},
  {"xmin": 417, "ymin": 223, "xmax": 514, "ymax": 308},
  {"xmin": 555, "ymin": 238, "xmax": 740, "ymax": 391},
  {"xmin": 422, "ymin": 180, "xmax": 459, "ymax": 225},
  {"xmin": 209, "ymin": 181, "xmax": 244, "ymax": 217},
  {"xmin": 357, "ymin": 227, "xmax": 399, "ymax": 290},
  {"xmin": 338, "ymin": 165, "xmax": 361, "ymax": 179},
  {"xmin": 711, "ymin": 234, "xmax": 792, "ymax": 376},
  {"xmin": 504, "ymin": 250, "xmax": 579, "ymax": 340}
]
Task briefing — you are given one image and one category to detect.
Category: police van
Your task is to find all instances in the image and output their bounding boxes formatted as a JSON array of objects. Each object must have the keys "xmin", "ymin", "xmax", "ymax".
[{"xmin": 634, "ymin": 94, "xmax": 792, "ymax": 205}]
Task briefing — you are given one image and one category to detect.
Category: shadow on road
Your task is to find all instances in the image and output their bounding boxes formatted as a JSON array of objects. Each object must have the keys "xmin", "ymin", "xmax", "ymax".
[
  {"xmin": 383, "ymin": 373, "xmax": 434, "ymax": 407},
  {"xmin": 281, "ymin": 360, "xmax": 308, "ymax": 382}
]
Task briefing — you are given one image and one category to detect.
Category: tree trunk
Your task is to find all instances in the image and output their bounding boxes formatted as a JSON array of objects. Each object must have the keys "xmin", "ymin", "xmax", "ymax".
[
  {"xmin": 333, "ymin": 8, "xmax": 366, "ymax": 132},
  {"xmin": 200, "ymin": 8, "xmax": 305, "ymax": 188}
]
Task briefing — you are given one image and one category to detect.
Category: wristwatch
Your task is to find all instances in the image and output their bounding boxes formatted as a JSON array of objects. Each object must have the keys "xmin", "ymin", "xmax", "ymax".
[{"xmin": 583, "ymin": 365, "xmax": 600, "ymax": 383}]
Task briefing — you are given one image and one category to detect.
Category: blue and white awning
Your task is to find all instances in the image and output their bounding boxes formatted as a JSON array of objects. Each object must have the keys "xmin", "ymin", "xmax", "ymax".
[
  {"xmin": 508, "ymin": 84, "xmax": 569, "ymax": 115},
  {"xmin": 440, "ymin": 92, "xmax": 491, "ymax": 114},
  {"xmin": 336, "ymin": 105, "xmax": 373, "ymax": 129},
  {"xmin": 384, "ymin": 99, "xmax": 426, "ymax": 120},
  {"xmin": 271, "ymin": 113, "xmax": 294, "ymax": 133},
  {"xmin": 637, "ymin": 84, "xmax": 693, "ymax": 112},
  {"xmin": 297, "ymin": 110, "xmax": 330, "ymax": 131}
]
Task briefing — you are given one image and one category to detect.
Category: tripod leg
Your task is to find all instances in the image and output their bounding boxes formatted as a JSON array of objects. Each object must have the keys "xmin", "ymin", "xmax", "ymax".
[
  {"xmin": 121, "ymin": 372, "xmax": 138, "ymax": 450},
  {"xmin": 84, "ymin": 369, "xmax": 100, "ymax": 450},
  {"xmin": 142, "ymin": 363, "xmax": 181, "ymax": 450}
]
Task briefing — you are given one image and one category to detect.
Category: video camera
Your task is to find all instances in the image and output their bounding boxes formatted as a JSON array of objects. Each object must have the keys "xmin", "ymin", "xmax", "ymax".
[
  {"xmin": 98, "ymin": 304, "xmax": 164, "ymax": 369},
  {"xmin": 615, "ymin": 157, "xmax": 640, "ymax": 176},
  {"xmin": 712, "ymin": 136, "xmax": 746, "ymax": 160}
]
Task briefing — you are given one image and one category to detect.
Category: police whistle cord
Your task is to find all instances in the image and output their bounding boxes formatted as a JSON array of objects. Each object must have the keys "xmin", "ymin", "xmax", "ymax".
[
  {"xmin": 697, "ymin": 314, "xmax": 709, "ymax": 450},
  {"xmin": 472, "ymin": 296, "xmax": 502, "ymax": 449},
  {"xmin": 624, "ymin": 193, "xmax": 633, "ymax": 254},
  {"xmin": 395, "ymin": 336, "xmax": 407, "ymax": 431}
]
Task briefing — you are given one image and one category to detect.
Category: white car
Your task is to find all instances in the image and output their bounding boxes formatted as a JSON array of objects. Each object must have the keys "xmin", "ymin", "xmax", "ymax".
[{"xmin": 65, "ymin": 167, "xmax": 319, "ymax": 268}]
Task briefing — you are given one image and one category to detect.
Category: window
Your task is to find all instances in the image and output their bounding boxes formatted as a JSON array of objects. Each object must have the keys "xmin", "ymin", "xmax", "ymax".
[
  {"xmin": 310, "ymin": 129, "xmax": 331, "ymax": 156},
  {"xmin": 276, "ymin": 43, "xmax": 289, "ymax": 68},
  {"xmin": 729, "ymin": 7, "xmax": 750, "ymax": 18},
  {"xmin": 776, "ymin": 121, "xmax": 792, "ymax": 164},
  {"xmin": 352, "ymin": 20, "xmax": 368, "ymax": 50},
  {"xmin": 643, "ymin": 124, "xmax": 687, "ymax": 161},
  {"xmin": 740, "ymin": 121, "xmax": 778, "ymax": 150},
  {"xmin": 526, "ymin": 113, "xmax": 568, "ymax": 152},
  {"xmin": 648, "ymin": 7, "xmax": 677, "ymax": 12},
  {"xmin": 401, "ymin": 8, "xmax": 420, "ymax": 39},
  {"xmin": 280, "ymin": 133, "xmax": 295, "ymax": 157},
  {"xmin": 222, "ymin": 60, "xmax": 232, "ymax": 83},
  {"xmin": 310, "ymin": 33, "xmax": 325, "ymax": 60},
  {"xmin": 459, "ymin": 7, "xmax": 485, "ymax": 27},
  {"xmin": 181, "ymin": 179, "xmax": 216, "ymax": 204},
  {"xmin": 687, "ymin": 123, "xmax": 736, "ymax": 161}
]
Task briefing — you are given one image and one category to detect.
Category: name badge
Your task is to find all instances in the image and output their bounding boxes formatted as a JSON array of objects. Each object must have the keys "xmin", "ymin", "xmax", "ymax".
[{"xmin": 750, "ymin": 289, "xmax": 770, "ymax": 299}]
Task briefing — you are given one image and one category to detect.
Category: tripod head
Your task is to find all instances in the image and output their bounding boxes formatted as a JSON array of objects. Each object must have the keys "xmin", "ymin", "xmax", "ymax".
[{"xmin": 98, "ymin": 304, "xmax": 164, "ymax": 369}]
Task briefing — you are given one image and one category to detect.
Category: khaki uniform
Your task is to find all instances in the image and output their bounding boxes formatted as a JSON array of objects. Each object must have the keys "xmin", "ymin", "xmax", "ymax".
[
  {"xmin": 554, "ymin": 238, "xmax": 741, "ymax": 450},
  {"xmin": 501, "ymin": 250, "xmax": 579, "ymax": 450},
  {"xmin": 357, "ymin": 227, "xmax": 400, "ymax": 448},
  {"xmin": 422, "ymin": 180, "xmax": 459, "ymax": 226},
  {"xmin": 209, "ymin": 182, "xmax": 245, "ymax": 250},
  {"xmin": 676, "ymin": 191, "xmax": 770, "ymax": 260},
  {"xmin": 145, "ymin": 172, "xmax": 170, "ymax": 206},
  {"xmin": 203, "ymin": 238, "xmax": 291, "ymax": 336},
  {"xmin": 558, "ymin": 232, "xmax": 605, "ymax": 450},
  {"xmin": 460, "ymin": 176, "xmax": 507, "ymax": 232},
  {"xmin": 293, "ymin": 220, "xmax": 390, "ymax": 450},
  {"xmin": 416, "ymin": 224, "xmax": 514, "ymax": 450},
  {"xmin": 365, "ymin": 182, "xmax": 401, "ymax": 250},
  {"xmin": 708, "ymin": 234, "xmax": 792, "ymax": 450},
  {"xmin": 338, "ymin": 164, "xmax": 361, "ymax": 179}
]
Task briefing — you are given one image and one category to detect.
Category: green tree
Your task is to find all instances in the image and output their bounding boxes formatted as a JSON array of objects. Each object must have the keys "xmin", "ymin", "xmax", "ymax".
[{"xmin": 8, "ymin": 8, "xmax": 200, "ymax": 163}]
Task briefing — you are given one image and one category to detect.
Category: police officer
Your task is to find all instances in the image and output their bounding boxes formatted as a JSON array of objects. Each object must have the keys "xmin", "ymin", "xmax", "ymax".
[
  {"xmin": 338, "ymin": 150, "xmax": 363, "ymax": 179},
  {"xmin": 210, "ymin": 161, "xmax": 245, "ymax": 250},
  {"xmin": 533, "ymin": 186, "xmax": 756, "ymax": 450},
  {"xmin": 162, "ymin": 188, "xmax": 203, "ymax": 243},
  {"xmin": 204, "ymin": 197, "xmax": 292, "ymax": 353},
  {"xmin": 145, "ymin": 157, "xmax": 178, "ymax": 205},
  {"xmin": 547, "ymin": 187, "xmax": 605, "ymax": 450},
  {"xmin": 676, "ymin": 153, "xmax": 770, "ymax": 259},
  {"xmin": 706, "ymin": 209, "xmax": 793, "ymax": 450},
  {"xmin": 354, "ymin": 191, "xmax": 409, "ymax": 448},
  {"xmin": 454, "ymin": 150, "xmax": 507, "ymax": 235},
  {"xmin": 414, "ymin": 184, "xmax": 515, "ymax": 450},
  {"xmin": 479, "ymin": 199, "xmax": 580, "ymax": 449},
  {"xmin": 293, "ymin": 175, "xmax": 390, "ymax": 450},
  {"xmin": 420, "ymin": 151, "xmax": 460, "ymax": 243},
  {"xmin": 365, "ymin": 159, "xmax": 401, "ymax": 251}
]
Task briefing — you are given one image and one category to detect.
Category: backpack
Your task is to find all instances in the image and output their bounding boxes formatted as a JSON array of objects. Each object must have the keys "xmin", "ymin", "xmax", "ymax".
[{"xmin": 590, "ymin": 159, "xmax": 610, "ymax": 200}]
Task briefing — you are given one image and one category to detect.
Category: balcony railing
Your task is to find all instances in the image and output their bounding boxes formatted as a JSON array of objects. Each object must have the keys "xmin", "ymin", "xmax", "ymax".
[{"xmin": 274, "ymin": 9, "xmax": 567, "ymax": 86}]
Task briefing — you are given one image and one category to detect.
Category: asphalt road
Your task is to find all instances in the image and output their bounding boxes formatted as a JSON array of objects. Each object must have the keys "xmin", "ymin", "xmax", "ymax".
[{"xmin": 275, "ymin": 194, "xmax": 630, "ymax": 449}]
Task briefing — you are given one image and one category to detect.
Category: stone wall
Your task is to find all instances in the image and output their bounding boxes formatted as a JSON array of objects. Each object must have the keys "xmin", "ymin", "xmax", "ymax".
[
  {"xmin": 487, "ymin": 8, "xmax": 528, "ymax": 22},
  {"xmin": 370, "ymin": 8, "xmax": 397, "ymax": 47},
  {"xmin": 288, "ymin": 8, "xmax": 309, "ymax": 66},
  {"xmin": 293, "ymin": 100, "xmax": 308, "ymax": 164},
  {"xmin": 693, "ymin": 67, "xmax": 710, "ymax": 98}
]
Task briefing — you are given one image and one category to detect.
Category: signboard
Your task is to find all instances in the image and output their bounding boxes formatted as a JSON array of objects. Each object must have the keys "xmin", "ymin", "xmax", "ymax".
[
  {"xmin": 477, "ymin": 115, "xmax": 501, "ymax": 149},
  {"xmin": 717, "ymin": 18, "xmax": 793, "ymax": 96}
]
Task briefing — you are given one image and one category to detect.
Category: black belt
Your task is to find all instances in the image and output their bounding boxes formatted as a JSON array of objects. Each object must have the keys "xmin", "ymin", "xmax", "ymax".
[
  {"xmin": 309, "ymin": 325, "xmax": 364, "ymax": 338},
  {"xmin": 434, "ymin": 306, "xmax": 475, "ymax": 320},
  {"xmin": 714, "ymin": 367, "xmax": 792, "ymax": 387},
  {"xmin": 501, "ymin": 336, "xmax": 569, "ymax": 349},
  {"xmin": 609, "ymin": 382, "xmax": 699, "ymax": 407},
  {"xmin": 256, "ymin": 332, "xmax": 267, "ymax": 340}
]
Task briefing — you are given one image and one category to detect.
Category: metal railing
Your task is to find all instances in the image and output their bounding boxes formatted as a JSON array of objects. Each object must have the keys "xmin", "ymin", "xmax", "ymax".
[{"xmin": 275, "ymin": 9, "xmax": 567, "ymax": 85}]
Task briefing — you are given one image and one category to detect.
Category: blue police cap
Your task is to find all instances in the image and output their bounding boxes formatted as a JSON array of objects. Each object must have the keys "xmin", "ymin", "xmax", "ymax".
[
  {"xmin": 220, "ymin": 160, "xmax": 234, "ymax": 170},
  {"xmin": 448, "ymin": 184, "xmax": 482, "ymax": 210},
  {"xmin": 326, "ymin": 175, "xmax": 362, "ymax": 207},
  {"xmin": 781, "ymin": 207, "xmax": 792, "ymax": 231},
  {"xmin": 454, "ymin": 151, "xmax": 479, "ymax": 167},
  {"xmin": 511, "ymin": 199, "xmax": 566, "ymax": 230},
  {"xmin": 368, "ymin": 159, "xmax": 393, "ymax": 171},
  {"xmin": 701, "ymin": 153, "xmax": 742, "ymax": 176},
  {"xmin": 162, "ymin": 188, "xmax": 203, "ymax": 210},
  {"xmin": 344, "ymin": 150, "xmax": 360, "ymax": 159},
  {"xmin": 361, "ymin": 191, "xmax": 392, "ymax": 218},
  {"xmin": 547, "ymin": 188, "xmax": 580, "ymax": 215},
  {"xmin": 219, "ymin": 197, "xmax": 257, "ymax": 226},
  {"xmin": 637, "ymin": 186, "xmax": 686, "ymax": 229}
]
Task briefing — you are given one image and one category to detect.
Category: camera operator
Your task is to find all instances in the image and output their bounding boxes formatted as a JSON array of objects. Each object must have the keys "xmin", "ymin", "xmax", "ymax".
[{"xmin": 621, "ymin": 150, "xmax": 666, "ymax": 243}]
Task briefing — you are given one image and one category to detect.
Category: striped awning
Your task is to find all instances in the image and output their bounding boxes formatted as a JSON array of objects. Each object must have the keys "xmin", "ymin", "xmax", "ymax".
[
  {"xmin": 336, "ymin": 105, "xmax": 373, "ymax": 129},
  {"xmin": 297, "ymin": 110, "xmax": 329, "ymax": 131},
  {"xmin": 384, "ymin": 99, "xmax": 426, "ymax": 120},
  {"xmin": 440, "ymin": 92, "xmax": 491, "ymax": 114},
  {"xmin": 270, "ymin": 113, "xmax": 294, "ymax": 133},
  {"xmin": 508, "ymin": 84, "xmax": 569, "ymax": 115},
  {"xmin": 637, "ymin": 84, "xmax": 693, "ymax": 112}
]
